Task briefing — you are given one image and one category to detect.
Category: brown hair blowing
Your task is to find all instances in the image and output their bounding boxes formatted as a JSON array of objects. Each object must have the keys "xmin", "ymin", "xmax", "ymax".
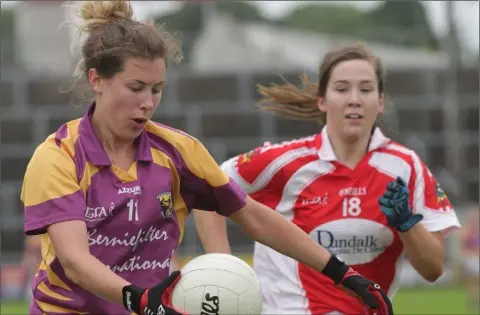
[{"xmin": 256, "ymin": 43, "xmax": 385, "ymax": 125}]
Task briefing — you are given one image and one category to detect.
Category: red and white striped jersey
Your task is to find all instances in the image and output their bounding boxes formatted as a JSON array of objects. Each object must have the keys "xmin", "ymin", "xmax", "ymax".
[{"xmin": 221, "ymin": 127, "xmax": 460, "ymax": 315}]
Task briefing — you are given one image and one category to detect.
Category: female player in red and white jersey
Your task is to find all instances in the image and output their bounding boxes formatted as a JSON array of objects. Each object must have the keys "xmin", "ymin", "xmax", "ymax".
[{"xmin": 194, "ymin": 43, "xmax": 461, "ymax": 315}]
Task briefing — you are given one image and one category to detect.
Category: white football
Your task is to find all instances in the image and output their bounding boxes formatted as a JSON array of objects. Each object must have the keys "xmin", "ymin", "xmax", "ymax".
[{"xmin": 171, "ymin": 253, "xmax": 262, "ymax": 315}]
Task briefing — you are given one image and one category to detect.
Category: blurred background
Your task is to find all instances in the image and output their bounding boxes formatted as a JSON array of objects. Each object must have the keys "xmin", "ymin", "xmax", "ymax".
[{"xmin": 0, "ymin": 1, "xmax": 478, "ymax": 314}]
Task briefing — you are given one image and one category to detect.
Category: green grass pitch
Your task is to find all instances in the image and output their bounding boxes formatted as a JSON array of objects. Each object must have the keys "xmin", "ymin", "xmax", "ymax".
[{"xmin": 1, "ymin": 287, "xmax": 476, "ymax": 314}]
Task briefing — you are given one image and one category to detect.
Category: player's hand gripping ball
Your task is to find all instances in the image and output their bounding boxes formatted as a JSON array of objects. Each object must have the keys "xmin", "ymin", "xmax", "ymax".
[
  {"xmin": 378, "ymin": 176, "xmax": 423, "ymax": 232},
  {"xmin": 122, "ymin": 271, "xmax": 186, "ymax": 315}
]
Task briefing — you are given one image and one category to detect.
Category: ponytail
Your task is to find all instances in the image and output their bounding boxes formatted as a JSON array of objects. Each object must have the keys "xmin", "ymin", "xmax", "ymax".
[{"xmin": 255, "ymin": 74, "xmax": 326, "ymax": 124}]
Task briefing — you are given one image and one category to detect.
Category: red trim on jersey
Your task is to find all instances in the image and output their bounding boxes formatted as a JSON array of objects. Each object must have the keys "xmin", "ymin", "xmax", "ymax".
[{"xmin": 233, "ymin": 134, "xmax": 320, "ymax": 190}]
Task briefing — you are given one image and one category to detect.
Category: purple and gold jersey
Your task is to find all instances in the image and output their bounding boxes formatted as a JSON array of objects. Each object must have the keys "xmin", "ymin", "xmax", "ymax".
[{"xmin": 21, "ymin": 105, "xmax": 247, "ymax": 315}]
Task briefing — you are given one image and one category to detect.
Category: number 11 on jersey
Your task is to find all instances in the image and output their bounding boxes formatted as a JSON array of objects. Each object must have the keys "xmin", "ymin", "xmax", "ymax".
[
  {"xmin": 342, "ymin": 197, "xmax": 362, "ymax": 217},
  {"xmin": 127, "ymin": 199, "xmax": 139, "ymax": 222}
]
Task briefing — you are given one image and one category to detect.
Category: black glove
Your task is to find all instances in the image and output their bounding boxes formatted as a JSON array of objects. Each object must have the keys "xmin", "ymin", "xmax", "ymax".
[
  {"xmin": 322, "ymin": 255, "xmax": 393, "ymax": 315},
  {"xmin": 122, "ymin": 270, "xmax": 185, "ymax": 315},
  {"xmin": 379, "ymin": 176, "xmax": 423, "ymax": 232}
]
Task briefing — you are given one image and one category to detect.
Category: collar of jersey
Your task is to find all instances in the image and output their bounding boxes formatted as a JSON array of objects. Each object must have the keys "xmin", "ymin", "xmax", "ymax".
[
  {"xmin": 78, "ymin": 102, "xmax": 153, "ymax": 166},
  {"xmin": 318, "ymin": 126, "xmax": 390, "ymax": 161}
]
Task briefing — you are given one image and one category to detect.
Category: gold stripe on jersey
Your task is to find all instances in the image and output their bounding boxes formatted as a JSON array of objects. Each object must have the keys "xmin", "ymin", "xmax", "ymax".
[
  {"xmin": 21, "ymin": 119, "xmax": 83, "ymax": 206},
  {"xmin": 21, "ymin": 147, "xmax": 79, "ymax": 207},
  {"xmin": 111, "ymin": 163, "xmax": 138, "ymax": 183},
  {"xmin": 36, "ymin": 300, "xmax": 88, "ymax": 314},
  {"xmin": 40, "ymin": 234, "xmax": 72, "ymax": 291},
  {"xmin": 151, "ymin": 148, "xmax": 189, "ymax": 244},
  {"xmin": 145, "ymin": 123, "xmax": 229, "ymax": 188},
  {"xmin": 78, "ymin": 162, "xmax": 101, "ymax": 196},
  {"xmin": 37, "ymin": 282, "xmax": 73, "ymax": 301},
  {"xmin": 56, "ymin": 119, "xmax": 80, "ymax": 159}
]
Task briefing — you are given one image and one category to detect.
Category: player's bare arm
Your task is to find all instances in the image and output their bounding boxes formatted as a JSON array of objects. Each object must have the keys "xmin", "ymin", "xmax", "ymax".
[
  {"xmin": 398, "ymin": 227, "xmax": 444, "ymax": 282},
  {"xmin": 379, "ymin": 176, "xmax": 454, "ymax": 282},
  {"xmin": 47, "ymin": 220, "xmax": 131, "ymax": 304},
  {"xmin": 193, "ymin": 209, "xmax": 231, "ymax": 254},
  {"xmin": 229, "ymin": 196, "xmax": 393, "ymax": 315},
  {"xmin": 229, "ymin": 196, "xmax": 332, "ymax": 271}
]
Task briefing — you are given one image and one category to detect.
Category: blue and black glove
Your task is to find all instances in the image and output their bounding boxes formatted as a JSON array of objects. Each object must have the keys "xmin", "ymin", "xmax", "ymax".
[{"xmin": 378, "ymin": 177, "xmax": 423, "ymax": 232}]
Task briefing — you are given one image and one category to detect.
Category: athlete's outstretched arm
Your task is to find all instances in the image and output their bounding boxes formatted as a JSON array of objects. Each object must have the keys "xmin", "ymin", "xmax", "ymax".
[
  {"xmin": 48, "ymin": 220, "xmax": 132, "ymax": 304},
  {"xmin": 229, "ymin": 197, "xmax": 392, "ymax": 315},
  {"xmin": 193, "ymin": 209, "xmax": 231, "ymax": 254},
  {"xmin": 229, "ymin": 196, "xmax": 331, "ymax": 271}
]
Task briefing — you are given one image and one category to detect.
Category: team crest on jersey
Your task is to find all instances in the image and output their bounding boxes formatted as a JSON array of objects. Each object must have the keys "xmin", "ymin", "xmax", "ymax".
[
  {"xmin": 436, "ymin": 182, "xmax": 449, "ymax": 207},
  {"xmin": 433, "ymin": 179, "xmax": 454, "ymax": 212},
  {"xmin": 238, "ymin": 148, "xmax": 260, "ymax": 165},
  {"xmin": 157, "ymin": 192, "xmax": 173, "ymax": 219}
]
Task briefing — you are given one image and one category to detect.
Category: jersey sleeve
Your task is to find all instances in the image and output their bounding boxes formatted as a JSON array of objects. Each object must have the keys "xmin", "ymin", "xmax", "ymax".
[
  {"xmin": 220, "ymin": 143, "xmax": 285, "ymax": 195},
  {"xmin": 21, "ymin": 141, "xmax": 85, "ymax": 235},
  {"xmin": 410, "ymin": 157, "xmax": 460, "ymax": 235},
  {"xmin": 180, "ymin": 139, "xmax": 247, "ymax": 216}
]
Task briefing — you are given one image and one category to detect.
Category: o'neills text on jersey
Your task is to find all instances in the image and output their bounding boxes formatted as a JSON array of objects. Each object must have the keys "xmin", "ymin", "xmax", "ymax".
[{"xmin": 339, "ymin": 187, "xmax": 367, "ymax": 197}]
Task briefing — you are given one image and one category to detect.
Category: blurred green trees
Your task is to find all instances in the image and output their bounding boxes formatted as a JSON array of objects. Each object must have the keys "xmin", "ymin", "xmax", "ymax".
[
  {"xmin": 0, "ymin": 2, "xmax": 440, "ymax": 66},
  {"xmin": 281, "ymin": 1, "xmax": 439, "ymax": 50},
  {"xmin": 153, "ymin": 1, "xmax": 440, "ymax": 62}
]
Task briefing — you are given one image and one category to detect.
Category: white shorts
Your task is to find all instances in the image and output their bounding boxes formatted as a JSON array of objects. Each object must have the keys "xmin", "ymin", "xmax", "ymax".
[{"xmin": 464, "ymin": 258, "xmax": 480, "ymax": 276}]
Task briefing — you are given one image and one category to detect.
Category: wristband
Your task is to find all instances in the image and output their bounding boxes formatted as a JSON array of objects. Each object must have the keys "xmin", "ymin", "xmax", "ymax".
[
  {"xmin": 122, "ymin": 284, "xmax": 145, "ymax": 314},
  {"xmin": 322, "ymin": 254, "xmax": 349, "ymax": 284}
]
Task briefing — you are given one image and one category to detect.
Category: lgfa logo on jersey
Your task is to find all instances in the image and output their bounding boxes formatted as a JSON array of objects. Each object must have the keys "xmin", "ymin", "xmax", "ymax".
[
  {"xmin": 157, "ymin": 192, "xmax": 174, "ymax": 219},
  {"xmin": 85, "ymin": 202, "xmax": 115, "ymax": 221}
]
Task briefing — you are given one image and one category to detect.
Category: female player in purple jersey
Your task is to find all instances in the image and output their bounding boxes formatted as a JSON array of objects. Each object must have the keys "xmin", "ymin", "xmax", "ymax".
[{"xmin": 21, "ymin": 1, "xmax": 393, "ymax": 315}]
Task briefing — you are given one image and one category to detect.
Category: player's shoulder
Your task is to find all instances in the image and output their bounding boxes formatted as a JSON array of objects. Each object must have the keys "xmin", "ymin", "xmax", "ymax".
[
  {"xmin": 145, "ymin": 120, "xmax": 200, "ymax": 153},
  {"xmin": 245, "ymin": 134, "xmax": 319, "ymax": 161},
  {"xmin": 375, "ymin": 140, "xmax": 425, "ymax": 166},
  {"xmin": 27, "ymin": 119, "xmax": 81, "ymax": 174},
  {"xmin": 221, "ymin": 134, "xmax": 319, "ymax": 184},
  {"xmin": 35, "ymin": 118, "xmax": 81, "ymax": 160}
]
